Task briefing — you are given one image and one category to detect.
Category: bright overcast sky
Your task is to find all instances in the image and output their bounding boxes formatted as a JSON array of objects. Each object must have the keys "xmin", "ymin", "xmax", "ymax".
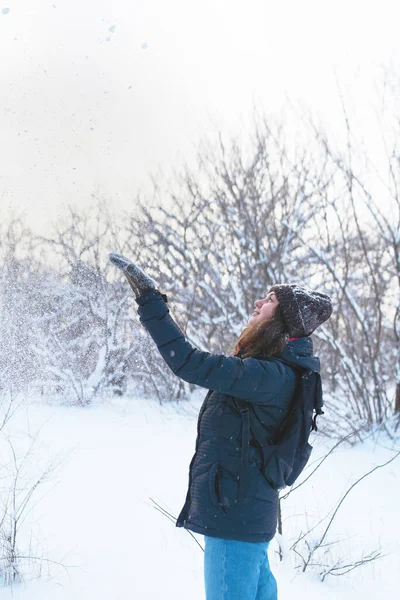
[{"xmin": 1, "ymin": 0, "xmax": 399, "ymax": 232}]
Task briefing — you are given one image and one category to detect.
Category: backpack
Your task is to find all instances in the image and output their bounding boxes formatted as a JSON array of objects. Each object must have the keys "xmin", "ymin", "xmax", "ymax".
[{"xmin": 232, "ymin": 360, "xmax": 324, "ymax": 493}]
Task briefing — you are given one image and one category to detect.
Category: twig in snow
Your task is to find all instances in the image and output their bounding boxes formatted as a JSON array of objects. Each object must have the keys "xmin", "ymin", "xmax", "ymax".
[{"xmin": 149, "ymin": 498, "xmax": 204, "ymax": 552}]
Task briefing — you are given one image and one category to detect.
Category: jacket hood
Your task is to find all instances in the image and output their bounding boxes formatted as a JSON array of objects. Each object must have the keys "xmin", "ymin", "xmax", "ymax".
[
  {"xmin": 277, "ymin": 336, "xmax": 320, "ymax": 373},
  {"xmin": 237, "ymin": 337, "xmax": 320, "ymax": 373}
]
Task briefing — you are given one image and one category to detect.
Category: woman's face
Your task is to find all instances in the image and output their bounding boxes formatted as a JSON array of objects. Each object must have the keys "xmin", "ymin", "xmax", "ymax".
[{"xmin": 247, "ymin": 291, "xmax": 279, "ymax": 326}]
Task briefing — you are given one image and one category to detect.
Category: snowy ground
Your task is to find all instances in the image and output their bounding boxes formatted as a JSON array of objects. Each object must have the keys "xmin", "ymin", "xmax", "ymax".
[{"xmin": 1, "ymin": 393, "xmax": 399, "ymax": 599}]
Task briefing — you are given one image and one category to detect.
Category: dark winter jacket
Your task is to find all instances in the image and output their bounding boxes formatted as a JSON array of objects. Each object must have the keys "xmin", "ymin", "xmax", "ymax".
[{"xmin": 136, "ymin": 289, "xmax": 321, "ymax": 543}]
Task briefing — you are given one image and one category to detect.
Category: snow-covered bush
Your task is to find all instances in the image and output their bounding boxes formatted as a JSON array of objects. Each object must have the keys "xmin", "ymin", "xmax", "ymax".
[{"xmin": 0, "ymin": 93, "xmax": 398, "ymax": 423}]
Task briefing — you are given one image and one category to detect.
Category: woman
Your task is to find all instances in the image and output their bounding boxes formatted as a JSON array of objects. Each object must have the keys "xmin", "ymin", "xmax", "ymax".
[{"xmin": 109, "ymin": 252, "xmax": 332, "ymax": 600}]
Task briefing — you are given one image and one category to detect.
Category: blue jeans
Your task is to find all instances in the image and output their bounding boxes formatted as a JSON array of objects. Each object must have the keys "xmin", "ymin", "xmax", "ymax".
[{"xmin": 204, "ymin": 536, "xmax": 278, "ymax": 600}]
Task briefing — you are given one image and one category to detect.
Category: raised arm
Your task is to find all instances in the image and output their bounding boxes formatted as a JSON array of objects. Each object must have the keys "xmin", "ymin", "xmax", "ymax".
[
  {"xmin": 135, "ymin": 289, "xmax": 296, "ymax": 404},
  {"xmin": 108, "ymin": 253, "xmax": 296, "ymax": 404}
]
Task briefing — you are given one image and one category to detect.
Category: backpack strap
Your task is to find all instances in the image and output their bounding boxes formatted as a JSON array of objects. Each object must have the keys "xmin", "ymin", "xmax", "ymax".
[
  {"xmin": 230, "ymin": 362, "xmax": 303, "ymax": 499},
  {"xmin": 311, "ymin": 373, "xmax": 324, "ymax": 431}
]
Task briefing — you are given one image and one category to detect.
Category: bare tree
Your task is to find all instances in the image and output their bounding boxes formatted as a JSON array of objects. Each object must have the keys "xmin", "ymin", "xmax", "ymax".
[
  {"xmin": 31, "ymin": 204, "xmax": 140, "ymax": 404},
  {"xmin": 123, "ymin": 121, "xmax": 327, "ymax": 360},
  {"xmin": 0, "ymin": 406, "xmax": 65, "ymax": 586},
  {"xmin": 282, "ymin": 443, "xmax": 399, "ymax": 580},
  {"xmin": 296, "ymin": 76, "xmax": 400, "ymax": 426},
  {"xmin": 0, "ymin": 216, "xmax": 44, "ymax": 394}
]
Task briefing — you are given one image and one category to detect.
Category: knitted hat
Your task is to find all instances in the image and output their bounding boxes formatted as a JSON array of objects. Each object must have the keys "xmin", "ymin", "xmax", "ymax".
[{"xmin": 269, "ymin": 284, "xmax": 332, "ymax": 338}]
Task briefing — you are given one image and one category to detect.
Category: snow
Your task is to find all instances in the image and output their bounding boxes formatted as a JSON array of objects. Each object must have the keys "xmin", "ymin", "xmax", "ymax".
[{"xmin": 1, "ymin": 394, "xmax": 399, "ymax": 599}]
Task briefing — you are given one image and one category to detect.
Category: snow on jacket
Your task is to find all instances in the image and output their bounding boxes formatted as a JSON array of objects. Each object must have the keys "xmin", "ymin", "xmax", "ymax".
[{"xmin": 136, "ymin": 289, "xmax": 321, "ymax": 543}]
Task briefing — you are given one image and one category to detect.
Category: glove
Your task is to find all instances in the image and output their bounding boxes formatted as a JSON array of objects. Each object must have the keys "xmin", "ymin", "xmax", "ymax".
[{"xmin": 109, "ymin": 252, "xmax": 157, "ymax": 297}]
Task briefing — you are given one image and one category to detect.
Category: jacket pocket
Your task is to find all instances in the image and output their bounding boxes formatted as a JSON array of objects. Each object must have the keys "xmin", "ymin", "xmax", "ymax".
[{"xmin": 208, "ymin": 462, "xmax": 221, "ymax": 508}]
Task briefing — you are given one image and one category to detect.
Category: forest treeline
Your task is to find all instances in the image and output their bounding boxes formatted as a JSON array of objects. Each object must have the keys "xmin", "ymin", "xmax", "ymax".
[{"xmin": 0, "ymin": 107, "xmax": 398, "ymax": 437}]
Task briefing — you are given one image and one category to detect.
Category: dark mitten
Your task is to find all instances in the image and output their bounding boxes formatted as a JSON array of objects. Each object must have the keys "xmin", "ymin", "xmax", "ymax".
[{"xmin": 109, "ymin": 252, "xmax": 156, "ymax": 297}]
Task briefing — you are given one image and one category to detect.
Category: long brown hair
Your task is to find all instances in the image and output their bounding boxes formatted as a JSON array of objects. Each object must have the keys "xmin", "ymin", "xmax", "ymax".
[{"xmin": 232, "ymin": 305, "xmax": 289, "ymax": 358}]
